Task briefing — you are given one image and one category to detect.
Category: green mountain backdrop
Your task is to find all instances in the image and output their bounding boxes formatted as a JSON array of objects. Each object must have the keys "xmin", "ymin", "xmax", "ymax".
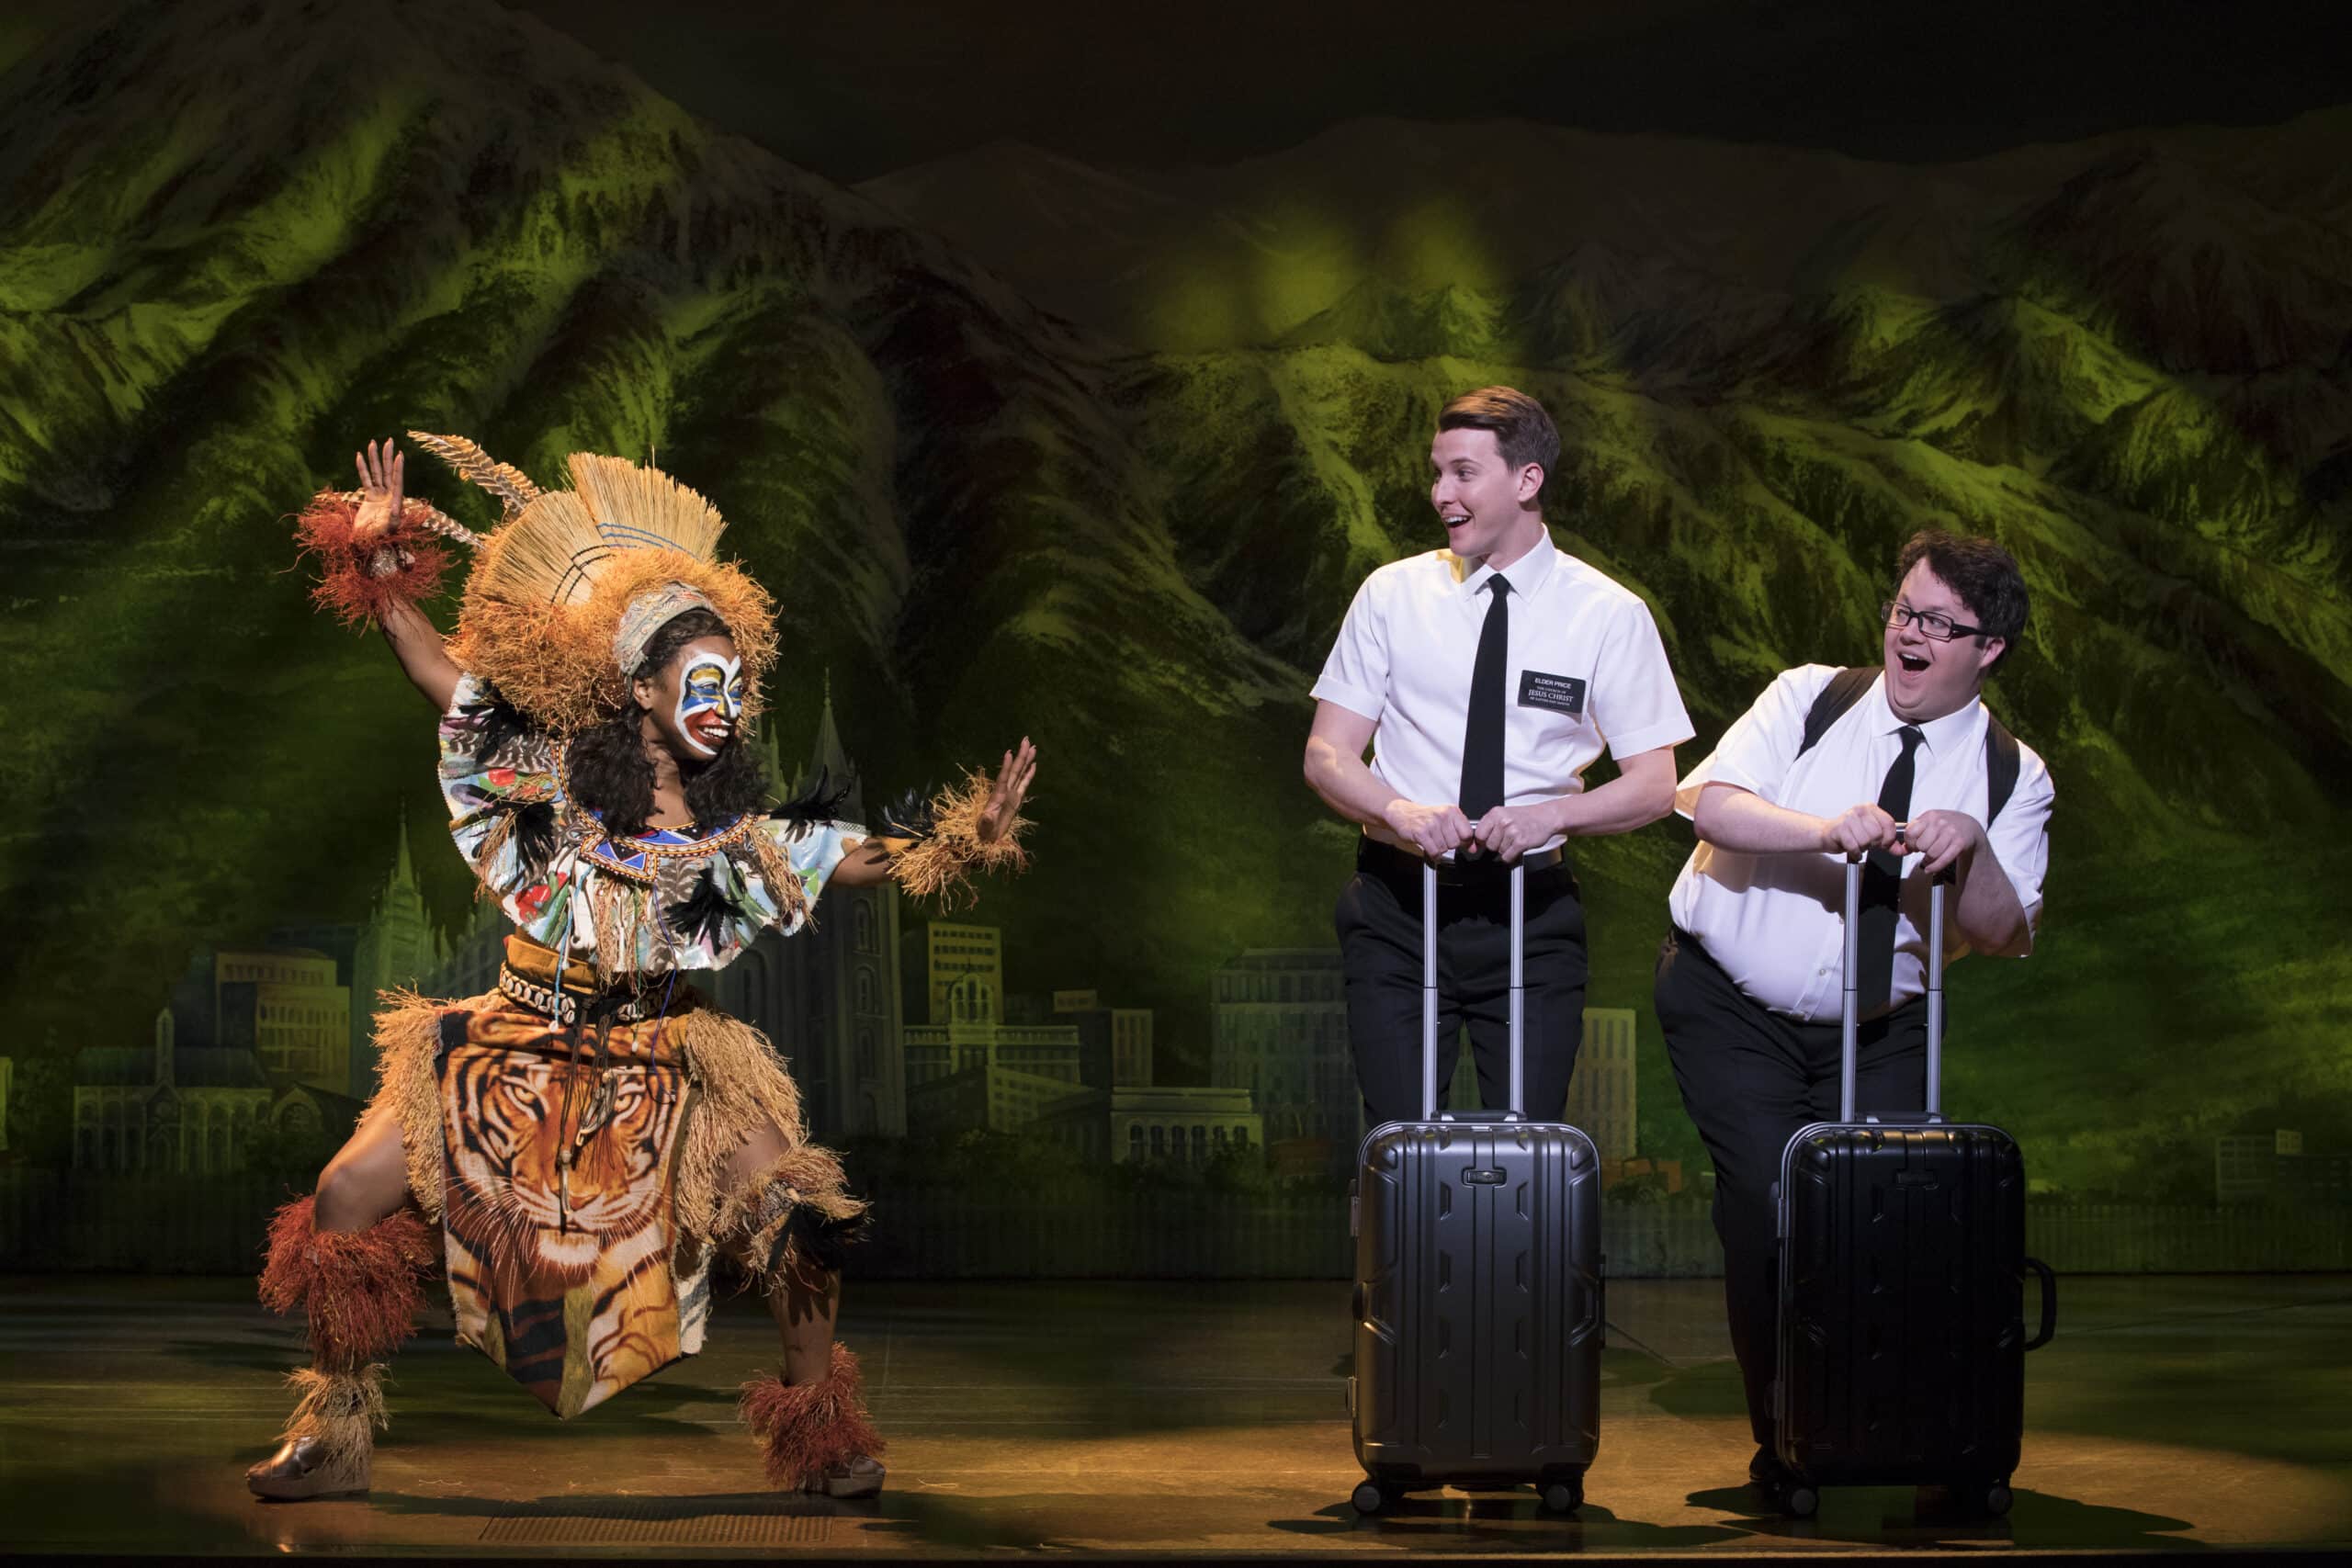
[{"xmin": 3, "ymin": 0, "xmax": 2346, "ymax": 1196}]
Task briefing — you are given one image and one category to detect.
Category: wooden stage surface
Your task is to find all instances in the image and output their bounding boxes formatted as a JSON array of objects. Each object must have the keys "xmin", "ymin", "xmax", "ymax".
[{"xmin": 3, "ymin": 1272, "xmax": 2346, "ymax": 1561}]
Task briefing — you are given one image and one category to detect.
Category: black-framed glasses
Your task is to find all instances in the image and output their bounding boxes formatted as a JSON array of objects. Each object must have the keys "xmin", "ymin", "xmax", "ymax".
[{"xmin": 1880, "ymin": 600, "xmax": 1985, "ymax": 641}]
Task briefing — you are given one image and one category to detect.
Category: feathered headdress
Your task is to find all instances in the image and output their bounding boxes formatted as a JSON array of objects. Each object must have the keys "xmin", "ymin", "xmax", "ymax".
[{"xmin": 419, "ymin": 435, "xmax": 779, "ymax": 733}]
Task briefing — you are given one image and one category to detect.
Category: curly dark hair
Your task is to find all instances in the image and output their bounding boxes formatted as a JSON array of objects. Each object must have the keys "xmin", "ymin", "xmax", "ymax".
[
  {"xmin": 1895, "ymin": 527, "xmax": 2030, "ymax": 675},
  {"xmin": 565, "ymin": 608, "xmax": 773, "ymax": 837}
]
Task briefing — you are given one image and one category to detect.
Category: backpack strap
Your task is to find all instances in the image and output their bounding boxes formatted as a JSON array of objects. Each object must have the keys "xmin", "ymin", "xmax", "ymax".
[
  {"xmin": 1983, "ymin": 711, "xmax": 2019, "ymax": 824},
  {"xmin": 1795, "ymin": 666, "xmax": 1877, "ymax": 759},
  {"xmin": 1799, "ymin": 665, "xmax": 2020, "ymax": 822}
]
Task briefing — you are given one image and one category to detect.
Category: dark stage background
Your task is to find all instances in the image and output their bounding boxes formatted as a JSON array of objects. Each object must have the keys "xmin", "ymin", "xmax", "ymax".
[{"xmin": 2, "ymin": 0, "xmax": 2349, "ymax": 1269}]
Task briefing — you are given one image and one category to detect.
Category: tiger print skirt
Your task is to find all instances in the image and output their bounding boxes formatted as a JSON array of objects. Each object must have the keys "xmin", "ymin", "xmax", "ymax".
[{"xmin": 366, "ymin": 938, "xmax": 866, "ymax": 1418}]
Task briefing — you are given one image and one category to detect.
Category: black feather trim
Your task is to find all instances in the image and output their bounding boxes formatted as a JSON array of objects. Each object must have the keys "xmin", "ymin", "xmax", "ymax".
[
  {"xmin": 766, "ymin": 765, "xmax": 857, "ymax": 839},
  {"xmin": 785, "ymin": 1206, "xmax": 866, "ymax": 1274},
  {"xmin": 877, "ymin": 784, "xmax": 938, "ymax": 843},
  {"xmin": 509, "ymin": 799, "xmax": 559, "ymax": 876},
  {"xmin": 663, "ymin": 862, "xmax": 739, "ymax": 947},
  {"xmin": 472, "ymin": 695, "xmax": 536, "ymax": 765}
]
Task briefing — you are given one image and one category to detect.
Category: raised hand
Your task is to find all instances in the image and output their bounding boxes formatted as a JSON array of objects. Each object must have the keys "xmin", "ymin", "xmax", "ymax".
[
  {"xmin": 354, "ymin": 438, "xmax": 406, "ymax": 543},
  {"xmin": 976, "ymin": 738, "xmax": 1038, "ymax": 844}
]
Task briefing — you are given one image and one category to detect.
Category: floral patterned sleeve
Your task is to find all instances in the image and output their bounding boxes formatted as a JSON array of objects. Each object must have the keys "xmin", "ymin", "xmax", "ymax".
[
  {"xmin": 437, "ymin": 674, "xmax": 873, "ymax": 976},
  {"xmin": 438, "ymin": 673, "xmax": 571, "ymax": 931},
  {"xmin": 741, "ymin": 818, "xmax": 865, "ymax": 942}
]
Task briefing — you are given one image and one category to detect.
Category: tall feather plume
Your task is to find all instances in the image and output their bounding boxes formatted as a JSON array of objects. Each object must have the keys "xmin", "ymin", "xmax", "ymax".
[
  {"xmin": 408, "ymin": 430, "xmax": 542, "ymax": 518},
  {"xmin": 569, "ymin": 453, "xmax": 728, "ymax": 562}
]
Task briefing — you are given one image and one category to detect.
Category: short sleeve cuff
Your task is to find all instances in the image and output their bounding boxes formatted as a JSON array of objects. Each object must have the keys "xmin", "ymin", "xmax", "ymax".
[
  {"xmin": 1605, "ymin": 718, "xmax": 1694, "ymax": 764},
  {"xmin": 1310, "ymin": 675, "xmax": 1384, "ymax": 722},
  {"xmin": 2007, "ymin": 884, "xmax": 2043, "ymax": 956},
  {"xmin": 1672, "ymin": 758, "xmax": 1777, "ymax": 819}
]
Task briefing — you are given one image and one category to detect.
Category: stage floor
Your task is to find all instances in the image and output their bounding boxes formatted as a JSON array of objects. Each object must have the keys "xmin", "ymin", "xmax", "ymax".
[{"xmin": 3, "ymin": 1272, "xmax": 2347, "ymax": 1559}]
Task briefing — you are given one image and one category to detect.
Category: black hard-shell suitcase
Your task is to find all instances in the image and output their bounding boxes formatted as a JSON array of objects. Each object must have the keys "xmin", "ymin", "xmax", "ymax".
[
  {"xmin": 1349, "ymin": 859, "xmax": 1604, "ymax": 1515},
  {"xmin": 1770, "ymin": 859, "xmax": 2058, "ymax": 1517}
]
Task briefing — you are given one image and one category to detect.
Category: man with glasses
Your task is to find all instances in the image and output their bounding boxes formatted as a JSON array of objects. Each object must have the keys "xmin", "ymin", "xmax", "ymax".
[{"xmin": 1652, "ymin": 527, "xmax": 2053, "ymax": 1491}]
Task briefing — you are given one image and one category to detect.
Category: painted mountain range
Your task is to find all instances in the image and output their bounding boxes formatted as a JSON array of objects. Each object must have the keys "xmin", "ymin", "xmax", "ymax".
[{"xmin": 2, "ymin": 0, "xmax": 2346, "ymax": 1191}]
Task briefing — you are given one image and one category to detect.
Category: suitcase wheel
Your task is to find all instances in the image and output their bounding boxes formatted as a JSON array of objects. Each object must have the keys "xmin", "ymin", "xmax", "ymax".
[
  {"xmin": 1980, "ymin": 1482, "xmax": 2013, "ymax": 1517},
  {"xmin": 1350, "ymin": 1482, "xmax": 1387, "ymax": 1516},
  {"xmin": 1540, "ymin": 1479, "xmax": 1583, "ymax": 1513},
  {"xmin": 1782, "ymin": 1483, "xmax": 1819, "ymax": 1518}
]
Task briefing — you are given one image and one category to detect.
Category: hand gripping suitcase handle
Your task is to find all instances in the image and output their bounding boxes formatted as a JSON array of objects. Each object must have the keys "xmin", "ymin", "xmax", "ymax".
[
  {"xmin": 1422, "ymin": 858, "xmax": 1527, "ymax": 1120},
  {"xmin": 1839, "ymin": 850, "xmax": 1946, "ymax": 1123}
]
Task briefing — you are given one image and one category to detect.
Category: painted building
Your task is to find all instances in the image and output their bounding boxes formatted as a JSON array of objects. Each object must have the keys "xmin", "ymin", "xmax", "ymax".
[
  {"xmin": 1110, "ymin": 1009, "xmax": 1154, "ymax": 1088},
  {"xmin": 1032, "ymin": 1086, "xmax": 1262, "ymax": 1165},
  {"xmin": 905, "ymin": 1058, "xmax": 1093, "ymax": 1134},
  {"xmin": 347, "ymin": 815, "xmax": 443, "ymax": 1098},
  {"xmin": 902, "ymin": 1019, "xmax": 1090, "ymax": 1134},
  {"xmin": 1210, "ymin": 949, "xmax": 1354, "ymax": 1143},
  {"xmin": 2216, "ymin": 1132, "xmax": 2352, "ymax": 1204},
  {"xmin": 215, "ymin": 949, "xmax": 348, "ymax": 1097},
  {"xmin": 927, "ymin": 922, "xmax": 1003, "ymax": 1026},
  {"xmin": 1566, "ymin": 1007, "xmax": 1638, "ymax": 1163},
  {"xmin": 71, "ymin": 1006, "xmax": 354, "ymax": 1175},
  {"xmin": 1418, "ymin": 1006, "xmax": 1640, "ymax": 1156}
]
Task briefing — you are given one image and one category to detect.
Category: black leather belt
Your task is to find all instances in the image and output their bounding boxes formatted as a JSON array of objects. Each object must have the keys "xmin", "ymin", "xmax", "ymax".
[{"xmin": 1357, "ymin": 837, "xmax": 1569, "ymax": 887}]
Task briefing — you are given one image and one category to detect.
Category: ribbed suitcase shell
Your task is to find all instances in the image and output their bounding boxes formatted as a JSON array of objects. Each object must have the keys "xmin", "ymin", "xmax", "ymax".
[
  {"xmin": 1774, "ymin": 1118, "xmax": 2032, "ymax": 1486},
  {"xmin": 1352, "ymin": 1119, "xmax": 1603, "ymax": 1490}
]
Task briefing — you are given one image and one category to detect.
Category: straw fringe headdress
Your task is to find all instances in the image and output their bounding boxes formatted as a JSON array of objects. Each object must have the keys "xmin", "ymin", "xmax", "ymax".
[
  {"xmin": 293, "ymin": 432, "xmax": 1030, "ymax": 902},
  {"xmin": 424, "ymin": 435, "xmax": 779, "ymax": 733}
]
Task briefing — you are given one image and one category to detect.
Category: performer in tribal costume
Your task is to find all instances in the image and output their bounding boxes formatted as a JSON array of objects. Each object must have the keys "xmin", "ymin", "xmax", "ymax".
[{"xmin": 248, "ymin": 434, "xmax": 1037, "ymax": 1502}]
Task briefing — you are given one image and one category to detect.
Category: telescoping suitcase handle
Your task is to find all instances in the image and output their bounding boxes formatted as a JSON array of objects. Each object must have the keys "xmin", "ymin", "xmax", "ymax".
[
  {"xmin": 1838, "ymin": 843, "xmax": 1946, "ymax": 1124},
  {"xmin": 1838, "ymin": 846, "xmax": 2061, "ymax": 1350},
  {"xmin": 1421, "ymin": 858, "xmax": 1528, "ymax": 1121}
]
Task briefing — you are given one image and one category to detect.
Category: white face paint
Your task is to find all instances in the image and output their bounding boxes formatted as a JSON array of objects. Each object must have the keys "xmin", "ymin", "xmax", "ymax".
[{"xmin": 673, "ymin": 649, "xmax": 746, "ymax": 758}]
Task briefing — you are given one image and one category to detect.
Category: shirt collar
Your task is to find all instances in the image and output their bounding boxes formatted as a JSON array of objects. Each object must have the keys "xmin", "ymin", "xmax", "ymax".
[
  {"xmin": 1452, "ymin": 527, "xmax": 1560, "ymax": 602},
  {"xmin": 1866, "ymin": 671, "xmax": 1983, "ymax": 756}
]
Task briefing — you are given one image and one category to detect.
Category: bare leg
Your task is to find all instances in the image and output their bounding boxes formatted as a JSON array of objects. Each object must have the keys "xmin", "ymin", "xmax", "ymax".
[
  {"xmin": 314, "ymin": 1098, "xmax": 413, "ymax": 1233},
  {"xmin": 725, "ymin": 1124, "xmax": 883, "ymax": 1495},
  {"xmin": 766, "ymin": 1242, "xmax": 843, "ymax": 1385},
  {"xmin": 722, "ymin": 1123, "xmax": 844, "ymax": 1382},
  {"xmin": 247, "ymin": 1098, "xmax": 433, "ymax": 1500}
]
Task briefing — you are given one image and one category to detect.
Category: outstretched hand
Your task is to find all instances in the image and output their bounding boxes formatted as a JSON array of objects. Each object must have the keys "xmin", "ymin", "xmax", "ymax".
[
  {"xmin": 976, "ymin": 738, "xmax": 1038, "ymax": 844},
  {"xmin": 354, "ymin": 439, "xmax": 405, "ymax": 542}
]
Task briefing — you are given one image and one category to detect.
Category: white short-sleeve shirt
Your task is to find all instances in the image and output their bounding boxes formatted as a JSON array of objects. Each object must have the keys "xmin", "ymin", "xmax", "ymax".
[
  {"xmin": 1667, "ymin": 664, "xmax": 2055, "ymax": 1021},
  {"xmin": 1312, "ymin": 529, "xmax": 1694, "ymax": 855}
]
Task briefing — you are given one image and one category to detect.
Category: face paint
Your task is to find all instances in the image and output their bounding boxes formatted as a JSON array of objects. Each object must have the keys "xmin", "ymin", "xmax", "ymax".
[{"xmin": 673, "ymin": 649, "xmax": 746, "ymax": 758}]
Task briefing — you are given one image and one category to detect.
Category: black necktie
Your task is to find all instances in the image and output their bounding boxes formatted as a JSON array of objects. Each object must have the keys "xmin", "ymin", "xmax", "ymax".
[
  {"xmin": 1459, "ymin": 575, "xmax": 1511, "ymax": 825},
  {"xmin": 1856, "ymin": 725, "xmax": 1925, "ymax": 1019}
]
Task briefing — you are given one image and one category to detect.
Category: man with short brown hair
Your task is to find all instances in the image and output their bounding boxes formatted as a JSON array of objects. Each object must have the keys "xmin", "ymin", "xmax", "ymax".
[{"xmin": 1304, "ymin": 386, "xmax": 1692, "ymax": 1128}]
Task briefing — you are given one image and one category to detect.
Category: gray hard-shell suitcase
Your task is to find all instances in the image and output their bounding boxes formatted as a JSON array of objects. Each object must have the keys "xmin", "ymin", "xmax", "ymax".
[
  {"xmin": 1769, "ymin": 859, "xmax": 2058, "ymax": 1518},
  {"xmin": 1348, "ymin": 858, "xmax": 1604, "ymax": 1516}
]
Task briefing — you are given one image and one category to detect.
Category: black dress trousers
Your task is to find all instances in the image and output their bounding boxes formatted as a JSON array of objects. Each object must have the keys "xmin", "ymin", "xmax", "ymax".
[
  {"xmin": 1653, "ymin": 926, "xmax": 1928, "ymax": 1447},
  {"xmin": 1337, "ymin": 850, "xmax": 1588, "ymax": 1129}
]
